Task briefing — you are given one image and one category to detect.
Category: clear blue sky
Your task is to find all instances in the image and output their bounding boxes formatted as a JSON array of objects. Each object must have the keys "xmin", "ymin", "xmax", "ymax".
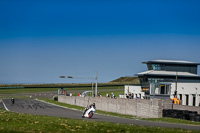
[{"xmin": 0, "ymin": 0, "xmax": 200, "ymax": 84}]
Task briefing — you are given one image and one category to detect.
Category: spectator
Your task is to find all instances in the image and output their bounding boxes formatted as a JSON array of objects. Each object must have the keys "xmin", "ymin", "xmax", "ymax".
[
  {"xmin": 131, "ymin": 93, "xmax": 134, "ymax": 99},
  {"xmin": 98, "ymin": 92, "xmax": 102, "ymax": 98},
  {"xmin": 129, "ymin": 93, "xmax": 132, "ymax": 99},
  {"xmin": 106, "ymin": 93, "xmax": 110, "ymax": 98},
  {"xmin": 111, "ymin": 92, "xmax": 116, "ymax": 98},
  {"xmin": 126, "ymin": 93, "xmax": 129, "ymax": 99}
]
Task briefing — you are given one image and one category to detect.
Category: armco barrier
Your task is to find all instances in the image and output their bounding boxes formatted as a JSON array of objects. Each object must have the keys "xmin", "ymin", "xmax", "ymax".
[{"xmin": 58, "ymin": 95, "xmax": 163, "ymax": 118}]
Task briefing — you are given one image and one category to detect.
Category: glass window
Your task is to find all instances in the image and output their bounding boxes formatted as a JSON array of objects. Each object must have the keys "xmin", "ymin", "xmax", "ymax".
[
  {"xmin": 166, "ymin": 85, "xmax": 170, "ymax": 94},
  {"xmin": 151, "ymin": 64, "xmax": 165, "ymax": 70},
  {"xmin": 152, "ymin": 64, "xmax": 160, "ymax": 70}
]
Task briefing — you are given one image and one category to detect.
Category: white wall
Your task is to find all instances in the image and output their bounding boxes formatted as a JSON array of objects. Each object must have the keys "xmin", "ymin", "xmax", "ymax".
[
  {"xmin": 170, "ymin": 82, "xmax": 200, "ymax": 106},
  {"xmin": 124, "ymin": 85, "xmax": 145, "ymax": 99},
  {"xmin": 170, "ymin": 83, "xmax": 200, "ymax": 97}
]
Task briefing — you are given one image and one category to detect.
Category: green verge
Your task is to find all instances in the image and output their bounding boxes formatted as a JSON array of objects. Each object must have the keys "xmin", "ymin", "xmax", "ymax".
[
  {"xmin": 0, "ymin": 108, "xmax": 199, "ymax": 133},
  {"xmin": 0, "ymin": 86, "xmax": 124, "ymax": 94},
  {"xmin": 39, "ymin": 98, "xmax": 200, "ymax": 126}
]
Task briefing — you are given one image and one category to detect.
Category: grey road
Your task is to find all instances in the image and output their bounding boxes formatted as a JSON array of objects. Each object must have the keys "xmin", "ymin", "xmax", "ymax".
[{"xmin": 1, "ymin": 99, "xmax": 200, "ymax": 130}]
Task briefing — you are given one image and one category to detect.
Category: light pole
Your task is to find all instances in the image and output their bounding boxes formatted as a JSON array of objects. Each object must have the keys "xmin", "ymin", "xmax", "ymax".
[
  {"xmin": 174, "ymin": 71, "xmax": 178, "ymax": 97},
  {"xmin": 59, "ymin": 72, "xmax": 98, "ymax": 97},
  {"xmin": 95, "ymin": 71, "xmax": 98, "ymax": 96}
]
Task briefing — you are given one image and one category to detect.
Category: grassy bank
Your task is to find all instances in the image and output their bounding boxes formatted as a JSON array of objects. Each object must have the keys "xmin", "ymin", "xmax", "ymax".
[{"xmin": 0, "ymin": 108, "xmax": 199, "ymax": 133}]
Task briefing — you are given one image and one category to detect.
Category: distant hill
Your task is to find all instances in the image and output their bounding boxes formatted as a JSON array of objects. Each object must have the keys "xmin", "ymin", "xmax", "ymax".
[{"xmin": 109, "ymin": 77, "xmax": 140, "ymax": 84}]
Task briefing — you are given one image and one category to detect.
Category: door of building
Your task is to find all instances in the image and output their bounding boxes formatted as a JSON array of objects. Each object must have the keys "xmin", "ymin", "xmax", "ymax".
[{"xmin": 161, "ymin": 85, "xmax": 165, "ymax": 94}]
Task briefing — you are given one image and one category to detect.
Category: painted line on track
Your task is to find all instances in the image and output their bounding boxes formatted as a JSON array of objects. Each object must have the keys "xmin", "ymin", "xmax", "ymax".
[
  {"xmin": 35, "ymin": 99, "xmax": 83, "ymax": 112},
  {"xmin": 2, "ymin": 99, "xmax": 9, "ymax": 111}
]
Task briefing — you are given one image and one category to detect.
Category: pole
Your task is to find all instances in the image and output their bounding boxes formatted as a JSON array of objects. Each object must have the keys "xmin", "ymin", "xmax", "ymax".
[
  {"xmin": 92, "ymin": 82, "xmax": 94, "ymax": 96},
  {"xmin": 95, "ymin": 71, "xmax": 98, "ymax": 96},
  {"xmin": 175, "ymin": 71, "xmax": 178, "ymax": 97},
  {"xmin": 128, "ymin": 85, "xmax": 129, "ymax": 94}
]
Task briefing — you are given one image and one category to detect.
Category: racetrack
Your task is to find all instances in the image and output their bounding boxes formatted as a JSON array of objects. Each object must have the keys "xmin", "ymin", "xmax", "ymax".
[{"xmin": 1, "ymin": 99, "xmax": 200, "ymax": 130}]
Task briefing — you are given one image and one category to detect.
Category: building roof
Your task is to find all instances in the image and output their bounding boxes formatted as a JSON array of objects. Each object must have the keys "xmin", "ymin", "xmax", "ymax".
[
  {"xmin": 136, "ymin": 70, "xmax": 200, "ymax": 78},
  {"xmin": 142, "ymin": 60, "xmax": 200, "ymax": 65}
]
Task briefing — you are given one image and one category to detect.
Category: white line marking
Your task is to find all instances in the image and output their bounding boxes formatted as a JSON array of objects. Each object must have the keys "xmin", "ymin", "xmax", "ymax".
[
  {"xmin": 2, "ymin": 99, "xmax": 9, "ymax": 111},
  {"xmin": 35, "ymin": 99, "xmax": 82, "ymax": 111}
]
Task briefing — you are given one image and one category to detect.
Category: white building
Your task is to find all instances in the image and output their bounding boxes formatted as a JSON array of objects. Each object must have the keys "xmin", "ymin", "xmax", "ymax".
[
  {"xmin": 150, "ymin": 82, "xmax": 200, "ymax": 106},
  {"xmin": 124, "ymin": 85, "xmax": 145, "ymax": 99},
  {"xmin": 126, "ymin": 60, "xmax": 200, "ymax": 106}
]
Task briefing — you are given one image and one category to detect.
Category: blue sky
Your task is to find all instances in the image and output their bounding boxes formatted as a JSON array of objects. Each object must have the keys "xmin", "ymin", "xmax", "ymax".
[{"xmin": 0, "ymin": 0, "xmax": 200, "ymax": 84}]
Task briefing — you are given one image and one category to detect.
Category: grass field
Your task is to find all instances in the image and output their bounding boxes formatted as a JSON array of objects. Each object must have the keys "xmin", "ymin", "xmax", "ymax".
[
  {"xmin": 0, "ymin": 108, "xmax": 199, "ymax": 133},
  {"xmin": 0, "ymin": 85, "xmax": 124, "ymax": 94}
]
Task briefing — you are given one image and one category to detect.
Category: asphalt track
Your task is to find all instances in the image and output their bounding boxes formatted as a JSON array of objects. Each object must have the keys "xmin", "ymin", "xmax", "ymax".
[{"xmin": 1, "ymin": 99, "xmax": 200, "ymax": 130}]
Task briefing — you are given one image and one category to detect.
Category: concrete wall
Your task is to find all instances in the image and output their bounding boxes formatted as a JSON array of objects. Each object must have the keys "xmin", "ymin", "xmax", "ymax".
[
  {"xmin": 162, "ymin": 100, "xmax": 200, "ymax": 114},
  {"xmin": 58, "ymin": 95, "xmax": 163, "ymax": 118},
  {"xmin": 172, "ymin": 104, "xmax": 200, "ymax": 114},
  {"xmin": 161, "ymin": 99, "xmax": 200, "ymax": 114}
]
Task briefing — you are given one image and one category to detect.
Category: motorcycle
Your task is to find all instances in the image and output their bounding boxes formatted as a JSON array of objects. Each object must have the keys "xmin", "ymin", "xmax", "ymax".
[
  {"xmin": 82, "ymin": 105, "xmax": 96, "ymax": 118},
  {"xmin": 11, "ymin": 98, "xmax": 15, "ymax": 104}
]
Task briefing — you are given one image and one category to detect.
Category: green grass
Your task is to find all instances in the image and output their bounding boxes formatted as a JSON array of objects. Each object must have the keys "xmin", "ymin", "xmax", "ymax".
[
  {"xmin": 0, "ymin": 95, "xmax": 31, "ymax": 99},
  {"xmin": 0, "ymin": 88, "xmax": 59, "ymax": 94},
  {"xmin": 0, "ymin": 86, "xmax": 124, "ymax": 94},
  {"xmin": 0, "ymin": 108, "xmax": 199, "ymax": 133},
  {"xmin": 142, "ymin": 117, "xmax": 200, "ymax": 126},
  {"xmin": 39, "ymin": 98, "xmax": 200, "ymax": 126},
  {"xmin": 110, "ymin": 77, "xmax": 140, "ymax": 84}
]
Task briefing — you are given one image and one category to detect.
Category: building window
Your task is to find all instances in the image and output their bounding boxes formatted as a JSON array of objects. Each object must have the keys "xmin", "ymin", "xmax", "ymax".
[
  {"xmin": 151, "ymin": 84, "xmax": 170, "ymax": 95},
  {"xmin": 165, "ymin": 85, "xmax": 170, "ymax": 95},
  {"xmin": 151, "ymin": 64, "xmax": 165, "ymax": 70},
  {"xmin": 148, "ymin": 78, "xmax": 164, "ymax": 84},
  {"xmin": 160, "ymin": 85, "xmax": 165, "ymax": 94}
]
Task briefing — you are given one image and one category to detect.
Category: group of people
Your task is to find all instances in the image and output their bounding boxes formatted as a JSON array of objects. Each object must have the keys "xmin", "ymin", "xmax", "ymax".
[
  {"xmin": 78, "ymin": 93, "xmax": 86, "ymax": 97},
  {"xmin": 106, "ymin": 92, "xmax": 116, "ymax": 98},
  {"xmin": 126, "ymin": 93, "xmax": 134, "ymax": 99},
  {"xmin": 78, "ymin": 92, "xmax": 116, "ymax": 98},
  {"xmin": 172, "ymin": 96, "xmax": 180, "ymax": 105}
]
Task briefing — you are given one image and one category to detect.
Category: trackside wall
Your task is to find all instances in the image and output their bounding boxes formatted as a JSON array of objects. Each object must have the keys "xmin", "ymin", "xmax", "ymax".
[{"xmin": 58, "ymin": 95, "xmax": 164, "ymax": 118}]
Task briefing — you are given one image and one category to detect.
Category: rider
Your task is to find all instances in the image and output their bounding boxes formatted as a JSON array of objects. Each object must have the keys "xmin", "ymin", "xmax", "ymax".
[
  {"xmin": 89, "ymin": 103, "xmax": 95, "ymax": 108},
  {"xmin": 83, "ymin": 103, "xmax": 95, "ymax": 115},
  {"xmin": 11, "ymin": 98, "xmax": 15, "ymax": 104}
]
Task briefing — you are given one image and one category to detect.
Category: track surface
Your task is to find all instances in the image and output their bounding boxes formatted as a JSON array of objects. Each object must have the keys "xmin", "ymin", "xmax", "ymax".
[{"xmin": 1, "ymin": 99, "xmax": 200, "ymax": 130}]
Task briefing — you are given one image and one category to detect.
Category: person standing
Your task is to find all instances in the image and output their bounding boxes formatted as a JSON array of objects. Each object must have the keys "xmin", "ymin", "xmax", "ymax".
[{"xmin": 106, "ymin": 93, "xmax": 110, "ymax": 98}]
